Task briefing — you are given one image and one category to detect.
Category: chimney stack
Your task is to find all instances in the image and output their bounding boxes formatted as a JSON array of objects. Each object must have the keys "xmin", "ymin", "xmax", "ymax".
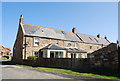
[
  {"xmin": 72, "ymin": 28, "xmax": 77, "ymax": 33},
  {"xmin": 97, "ymin": 34, "xmax": 100, "ymax": 38},
  {"xmin": 19, "ymin": 14, "xmax": 24, "ymax": 24}
]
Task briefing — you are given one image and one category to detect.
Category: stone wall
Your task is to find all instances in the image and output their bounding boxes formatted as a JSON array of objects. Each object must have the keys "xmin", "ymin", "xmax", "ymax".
[
  {"xmin": 13, "ymin": 24, "xmax": 24, "ymax": 62},
  {"xmin": 17, "ymin": 58, "xmax": 90, "ymax": 69},
  {"xmin": 88, "ymin": 43, "xmax": 118, "ymax": 70}
]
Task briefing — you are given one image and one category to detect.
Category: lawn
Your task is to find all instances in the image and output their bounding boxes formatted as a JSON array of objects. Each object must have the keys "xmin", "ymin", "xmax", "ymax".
[{"xmin": 16, "ymin": 64, "xmax": 120, "ymax": 79}]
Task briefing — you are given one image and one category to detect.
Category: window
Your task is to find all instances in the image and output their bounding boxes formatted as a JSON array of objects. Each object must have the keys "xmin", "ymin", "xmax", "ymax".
[
  {"xmin": 60, "ymin": 52, "xmax": 63, "ymax": 58},
  {"xmin": 29, "ymin": 31, "xmax": 35, "ymax": 34},
  {"xmin": 66, "ymin": 43, "xmax": 71, "ymax": 47},
  {"xmin": 50, "ymin": 51, "xmax": 54, "ymax": 58},
  {"xmin": 43, "ymin": 52, "xmax": 47, "ymax": 58},
  {"xmin": 34, "ymin": 51, "xmax": 39, "ymax": 57},
  {"xmin": 50, "ymin": 51, "xmax": 63, "ymax": 58},
  {"xmin": 55, "ymin": 52, "xmax": 63, "ymax": 58},
  {"xmin": 56, "ymin": 41, "xmax": 60, "ymax": 44},
  {"xmin": 74, "ymin": 43, "xmax": 78, "ymax": 48},
  {"xmin": 90, "ymin": 46, "xmax": 92, "ymax": 49},
  {"xmin": 34, "ymin": 37, "xmax": 40, "ymax": 46},
  {"xmin": 97, "ymin": 47, "xmax": 99, "ymax": 49},
  {"xmin": 41, "ymin": 29, "xmax": 44, "ymax": 32},
  {"xmin": 55, "ymin": 52, "xmax": 59, "ymax": 58},
  {"xmin": 61, "ymin": 31, "xmax": 66, "ymax": 34}
]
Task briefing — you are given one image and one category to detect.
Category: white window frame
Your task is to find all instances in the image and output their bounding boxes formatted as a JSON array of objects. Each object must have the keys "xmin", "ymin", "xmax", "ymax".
[
  {"xmin": 33, "ymin": 37, "xmax": 40, "ymax": 46},
  {"xmin": 74, "ymin": 43, "xmax": 78, "ymax": 48}
]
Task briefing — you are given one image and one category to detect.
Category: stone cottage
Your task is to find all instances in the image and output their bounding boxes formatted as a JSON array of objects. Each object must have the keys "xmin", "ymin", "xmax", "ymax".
[{"xmin": 13, "ymin": 15, "xmax": 110, "ymax": 62}]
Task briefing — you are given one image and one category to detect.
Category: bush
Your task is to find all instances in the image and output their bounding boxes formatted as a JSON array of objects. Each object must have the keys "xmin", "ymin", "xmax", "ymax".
[
  {"xmin": 3, "ymin": 55, "xmax": 9, "ymax": 59},
  {"xmin": 2, "ymin": 57, "xmax": 8, "ymax": 60},
  {"xmin": 27, "ymin": 56, "xmax": 38, "ymax": 60}
]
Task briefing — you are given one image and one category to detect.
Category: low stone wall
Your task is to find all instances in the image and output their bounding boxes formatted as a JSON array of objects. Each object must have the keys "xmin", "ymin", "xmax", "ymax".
[{"xmin": 18, "ymin": 58, "xmax": 90, "ymax": 69}]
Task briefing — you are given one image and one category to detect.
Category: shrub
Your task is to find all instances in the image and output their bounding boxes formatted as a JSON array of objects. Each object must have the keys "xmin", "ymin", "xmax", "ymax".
[
  {"xmin": 2, "ymin": 57, "xmax": 8, "ymax": 60},
  {"xmin": 3, "ymin": 55, "xmax": 9, "ymax": 59},
  {"xmin": 27, "ymin": 56, "xmax": 38, "ymax": 60}
]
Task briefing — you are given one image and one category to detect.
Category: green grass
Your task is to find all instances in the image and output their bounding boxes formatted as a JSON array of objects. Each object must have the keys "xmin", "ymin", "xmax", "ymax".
[{"xmin": 16, "ymin": 64, "xmax": 120, "ymax": 79}]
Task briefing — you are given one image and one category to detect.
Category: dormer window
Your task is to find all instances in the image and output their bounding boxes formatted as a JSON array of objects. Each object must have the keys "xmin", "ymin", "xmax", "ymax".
[
  {"xmin": 74, "ymin": 43, "xmax": 78, "ymax": 48},
  {"xmin": 56, "ymin": 41, "xmax": 60, "ymax": 44},
  {"xmin": 66, "ymin": 43, "xmax": 71, "ymax": 47},
  {"xmin": 34, "ymin": 37, "xmax": 40, "ymax": 46}
]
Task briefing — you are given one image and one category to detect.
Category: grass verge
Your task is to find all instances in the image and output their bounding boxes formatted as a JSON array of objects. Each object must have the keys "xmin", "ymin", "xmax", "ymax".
[{"xmin": 16, "ymin": 64, "xmax": 119, "ymax": 79}]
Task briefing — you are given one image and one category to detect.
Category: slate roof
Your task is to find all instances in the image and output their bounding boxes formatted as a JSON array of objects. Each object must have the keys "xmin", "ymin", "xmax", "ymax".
[
  {"xmin": 76, "ymin": 33, "xmax": 110, "ymax": 45},
  {"xmin": 41, "ymin": 44, "xmax": 87, "ymax": 53},
  {"xmin": 22, "ymin": 23, "xmax": 110, "ymax": 45},
  {"xmin": 40, "ymin": 44, "xmax": 66, "ymax": 50},
  {"xmin": 67, "ymin": 48, "xmax": 87, "ymax": 53},
  {"xmin": 23, "ymin": 24, "xmax": 81, "ymax": 42}
]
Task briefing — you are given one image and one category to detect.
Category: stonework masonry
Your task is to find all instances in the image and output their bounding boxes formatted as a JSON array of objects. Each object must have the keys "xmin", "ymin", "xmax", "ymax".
[
  {"xmin": 24, "ymin": 36, "xmax": 103, "ymax": 59},
  {"xmin": 13, "ymin": 24, "xmax": 24, "ymax": 62}
]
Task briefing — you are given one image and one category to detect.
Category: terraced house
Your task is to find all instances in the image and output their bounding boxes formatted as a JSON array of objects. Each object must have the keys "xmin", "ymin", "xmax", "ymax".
[{"xmin": 13, "ymin": 15, "xmax": 110, "ymax": 62}]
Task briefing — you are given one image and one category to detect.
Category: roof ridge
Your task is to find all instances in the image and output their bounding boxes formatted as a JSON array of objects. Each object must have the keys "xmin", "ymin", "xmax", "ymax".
[{"xmin": 23, "ymin": 23, "xmax": 74, "ymax": 34}]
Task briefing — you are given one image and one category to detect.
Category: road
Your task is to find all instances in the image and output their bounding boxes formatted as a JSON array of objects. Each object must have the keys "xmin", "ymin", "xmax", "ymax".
[
  {"xmin": 2, "ymin": 63, "xmax": 71, "ymax": 79},
  {"xmin": 1, "ymin": 61, "xmax": 119, "ymax": 81}
]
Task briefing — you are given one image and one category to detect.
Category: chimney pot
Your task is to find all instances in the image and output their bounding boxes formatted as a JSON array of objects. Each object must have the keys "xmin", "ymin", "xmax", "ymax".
[
  {"xmin": 72, "ymin": 28, "xmax": 77, "ymax": 33},
  {"xmin": 19, "ymin": 14, "xmax": 24, "ymax": 24},
  {"xmin": 117, "ymin": 40, "xmax": 119, "ymax": 44},
  {"xmin": 97, "ymin": 34, "xmax": 100, "ymax": 38},
  {"xmin": 20, "ymin": 14, "xmax": 23, "ymax": 18},
  {"xmin": 104, "ymin": 36, "xmax": 107, "ymax": 39}
]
